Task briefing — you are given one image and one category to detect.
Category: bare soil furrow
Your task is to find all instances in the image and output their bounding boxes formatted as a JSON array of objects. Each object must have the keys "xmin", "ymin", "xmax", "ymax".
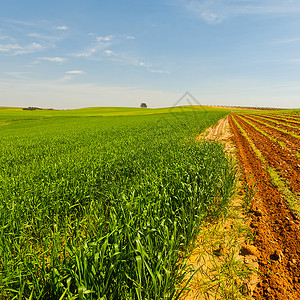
[
  {"xmin": 234, "ymin": 115, "xmax": 300, "ymax": 195},
  {"xmin": 241, "ymin": 115, "xmax": 300, "ymax": 158},
  {"xmin": 244, "ymin": 114, "xmax": 300, "ymax": 146},
  {"xmin": 269, "ymin": 114, "xmax": 300, "ymax": 121},
  {"xmin": 248, "ymin": 115, "xmax": 300, "ymax": 136},
  {"xmin": 254, "ymin": 114, "xmax": 300, "ymax": 128},
  {"xmin": 229, "ymin": 114, "xmax": 300, "ymax": 300}
]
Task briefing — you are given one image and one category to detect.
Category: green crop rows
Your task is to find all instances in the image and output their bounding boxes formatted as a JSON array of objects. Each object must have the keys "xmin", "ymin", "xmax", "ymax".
[{"xmin": 0, "ymin": 108, "xmax": 235, "ymax": 299}]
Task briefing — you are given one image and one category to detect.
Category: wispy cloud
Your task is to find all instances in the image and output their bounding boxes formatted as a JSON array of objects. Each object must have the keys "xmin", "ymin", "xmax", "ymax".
[
  {"xmin": 38, "ymin": 57, "xmax": 66, "ymax": 62},
  {"xmin": 0, "ymin": 43, "xmax": 21, "ymax": 52},
  {"xmin": 66, "ymin": 70, "xmax": 84, "ymax": 74},
  {"xmin": 104, "ymin": 50, "xmax": 114, "ymax": 56},
  {"xmin": 178, "ymin": 0, "xmax": 300, "ymax": 24},
  {"xmin": 0, "ymin": 42, "xmax": 44, "ymax": 55},
  {"xmin": 27, "ymin": 32, "xmax": 61, "ymax": 44},
  {"xmin": 53, "ymin": 25, "xmax": 68, "ymax": 30},
  {"xmin": 2, "ymin": 18, "xmax": 34, "ymax": 26},
  {"xmin": 74, "ymin": 34, "xmax": 168, "ymax": 74},
  {"xmin": 0, "ymin": 19, "xmax": 69, "ymax": 57},
  {"xmin": 28, "ymin": 33, "xmax": 50, "ymax": 39},
  {"xmin": 138, "ymin": 61, "xmax": 150, "ymax": 67},
  {"xmin": 74, "ymin": 35, "xmax": 113, "ymax": 57},
  {"xmin": 58, "ymin": 70, "xmax": 85, "ymax": 82},
  {"xmin": 96, "ymin": 35, "xmax": 113, "ymax": 42},
  {"xmin": 14, "ymin": 42, "xmax": 44, "ymax": 55},
  {"xmin": 109, "ymin": 52, "xmax": 169, "ymax": 74}
]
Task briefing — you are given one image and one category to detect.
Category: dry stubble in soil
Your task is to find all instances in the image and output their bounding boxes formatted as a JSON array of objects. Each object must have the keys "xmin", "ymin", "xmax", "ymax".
[{"xmin": 229, "ymin": 113, "xmax": 300, "ymax": 300}]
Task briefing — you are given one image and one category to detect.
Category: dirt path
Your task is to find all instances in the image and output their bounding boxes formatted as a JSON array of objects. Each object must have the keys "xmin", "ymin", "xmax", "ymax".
[
  {"xmin": 201, "ymin": 116, "xmax": 233, "ymax": 143},
  {"xmin": 229, "ymin": 114, "xmax": 300, "ymax": 300}
]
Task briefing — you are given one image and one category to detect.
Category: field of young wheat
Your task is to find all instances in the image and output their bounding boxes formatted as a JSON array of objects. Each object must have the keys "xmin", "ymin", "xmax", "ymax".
[{"xmin": 0, "ymin": 107, "xmax": 235, "ymax": 299}]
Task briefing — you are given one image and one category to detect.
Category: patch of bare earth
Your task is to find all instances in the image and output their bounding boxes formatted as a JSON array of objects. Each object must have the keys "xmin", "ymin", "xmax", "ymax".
[
  {"xmin": 181, "ymin": 117, "xmax": 258, "ymax": 300},
  {"xmin": 229, "ymin": 114, "xmax": 300, "ymax": 300}
]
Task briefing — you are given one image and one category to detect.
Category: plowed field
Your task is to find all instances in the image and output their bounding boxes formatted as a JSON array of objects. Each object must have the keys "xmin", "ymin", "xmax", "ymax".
[{"xmin": 229, "ymin": 113, "xmax": 300, "ymax": 299}]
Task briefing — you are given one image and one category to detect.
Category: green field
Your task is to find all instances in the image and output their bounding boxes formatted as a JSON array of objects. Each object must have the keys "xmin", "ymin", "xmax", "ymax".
[{"xmin": 0, "ymin": 106, "xmax": 236, "ymax": 299}]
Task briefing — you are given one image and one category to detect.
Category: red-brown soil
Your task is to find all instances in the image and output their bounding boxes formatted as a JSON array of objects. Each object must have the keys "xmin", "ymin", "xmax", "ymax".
[
  {"xmin": 255, "ymin": 114, "xmax": 300, "ymax": 128},
  {"xmin": 240, "ymin": 115, "xmax": 300, "ymax": 157},
  {"xmin": 248, "ymin": 115, "xmax": 300, "ymax": 136},
  {"xmin": 234, "ymin": 115, "xmax": 300, "ymax": 195},
  {"xmin": 229, "ymin": 114, "xmax": 300, "ymax": 300},
  {"xmin": 271, "ymin": 114, "xmax": 300, "ymax": 122}
]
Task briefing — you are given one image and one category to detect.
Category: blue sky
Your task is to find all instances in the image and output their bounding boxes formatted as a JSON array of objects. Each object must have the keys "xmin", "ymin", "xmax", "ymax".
[{"xmin": 1, "ymin": 0, "xmax": 300, "ymax": 109}]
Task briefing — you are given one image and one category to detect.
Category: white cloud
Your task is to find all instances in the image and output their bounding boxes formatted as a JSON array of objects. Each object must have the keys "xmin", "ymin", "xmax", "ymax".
[
  {"xmin": 74, "ymin": 34, "xmax": 137, "ymax": 59},
  {"xmin": 96, "ymin": 35, "xmax": 113, "ymax": 42},
  {"xmin": 54, "ymin": 25, "xmax": 68, "ymax": 30},
  {"xmin": 74, "ymin": 50, "xmax": 94, "ymax": 58},
  {"xmin": 179, "ymin": 0, "xmax": 300, "ymax": 24},
  {"xmin": 27, "ymin": 32, "xmax": 61, "ymax": 44},
  {"xmin": 58, "ymin": 70, "xmax": 85, "ymax": 82},
  {"xmin": 28, "ymin": 33, "xmax": 50, "ymax": 39},
  {"xmin": 0, "ymin": 41, "xmax": 44, "ymax": 55},
  {"xmin": 138, "ymin": 61, "xmax": 151, "ymax": 68},
  {"xmin": 200, "ymin": 10, "xmax": 225, "ymax": 24},
  {"xmin": 65, "ymin": 70, "xmax": 84, "ymax": 74},
  {"xmin": 0, "ymin": 20, "xmax": 69, "ymax": 58},
  {"xmin": 110, "ymin": 53, "xmax": 169, "ymax": 73},
  {"xmin": 38, "ymin": 57, "xmax": 66, "ymax": 62},
  {"xmin": 105, "ymin": 50, "xmax": 114, "ymax": 55},
  {"xmin": 13, "ymin": 42, "xmax": 44, "ymax": 55},
  {"xmin": 0, "ymin": 43, "xmax": 21, "ymax": 52},
  {"xmin": 74, "ymin": 35, "xmax": 113, "ymax": 57},
  {"xmin": 73, "ymin": 34, "xmax": 167, "ymax": 74}
]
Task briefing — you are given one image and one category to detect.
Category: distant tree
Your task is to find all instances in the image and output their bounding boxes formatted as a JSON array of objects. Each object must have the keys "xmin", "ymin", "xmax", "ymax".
[
  {"xmin": 140, "ymin": 102, "xmax": 147, "ymax": 108},
  {"xmin": 23, "ymin": 107, "xmax": 42, "ymax": 111}
]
